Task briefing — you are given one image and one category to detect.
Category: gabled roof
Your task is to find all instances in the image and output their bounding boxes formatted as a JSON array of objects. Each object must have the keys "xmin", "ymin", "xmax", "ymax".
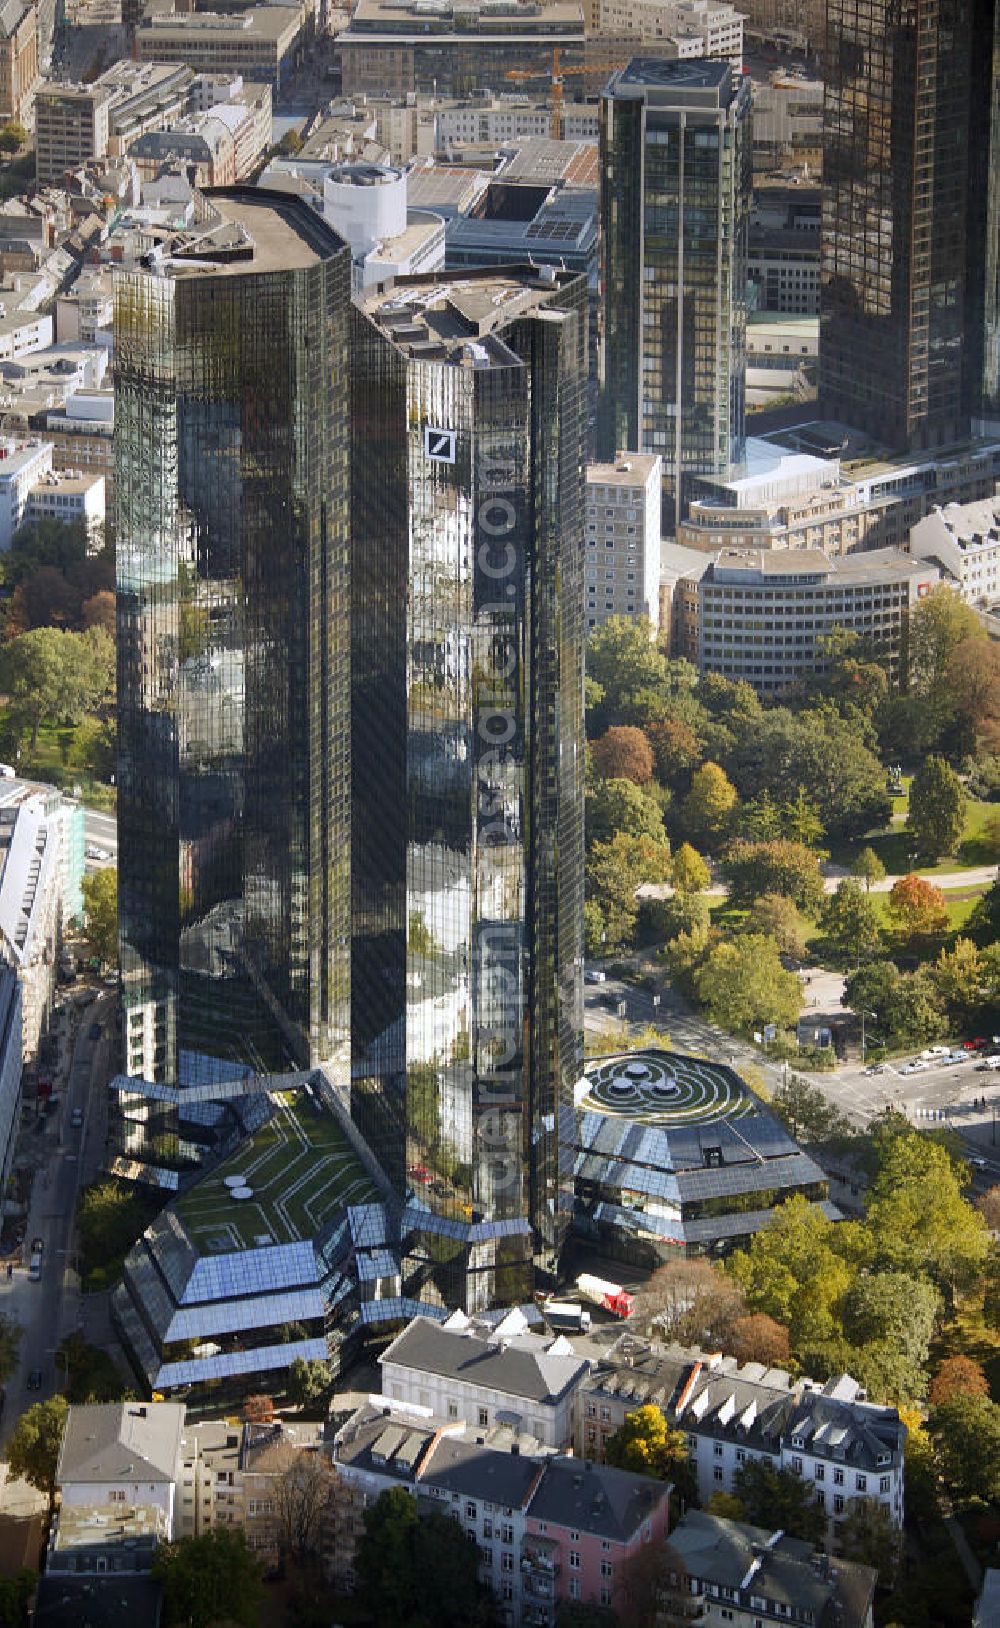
[
  {"xmin": 527, "ymin": 1455, "xmax": 667, "ymax": 1543},
  {"xmin": 380, "ymin": 1314, "xmax": 589, "ymax": 1407},
  {"xmin": 57, "ymin": 1403, "xmax": 186, "ymax": 1487}
]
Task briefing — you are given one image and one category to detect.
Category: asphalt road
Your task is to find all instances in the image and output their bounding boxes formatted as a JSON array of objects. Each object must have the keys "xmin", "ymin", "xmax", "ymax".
[{"xmin": 83, "ymin": 807, "xmax": 117, "ymax": 871}]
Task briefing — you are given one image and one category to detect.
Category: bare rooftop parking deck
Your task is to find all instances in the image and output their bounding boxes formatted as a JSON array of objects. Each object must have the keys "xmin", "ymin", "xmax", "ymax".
[
  {"xmin": 162, "ymin": 189, "xmax": 344, "ymax": 277},
  {"xmin": 176, "ymin": 1090, "xmax": 378, "ymax": 1252}
]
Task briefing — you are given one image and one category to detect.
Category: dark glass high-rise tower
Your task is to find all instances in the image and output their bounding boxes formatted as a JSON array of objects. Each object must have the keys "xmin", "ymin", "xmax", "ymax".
[
  {"xmin": 351, "ymin": 268, "xmax": 587, "ymax": 1312},
  {"xmin": 822, "ymin": 0, "xmax": 990, "ymax": 448},
  {"xmin": 598, "ymin": 59, "xmax": 752, "ymax": 530},
  {"xmin": 115, "ymin": 190, "xmax": 352, "ymax": 1099}
]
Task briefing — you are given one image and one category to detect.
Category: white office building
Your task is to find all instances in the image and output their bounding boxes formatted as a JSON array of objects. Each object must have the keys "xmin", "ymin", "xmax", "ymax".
[
  {"xmin": 909, "ymin": 496, "xmax": 1000, "ymax": 609},
  {"xmin": 585, "ymin": 452, "xmax": 662, "ymax": 630}
]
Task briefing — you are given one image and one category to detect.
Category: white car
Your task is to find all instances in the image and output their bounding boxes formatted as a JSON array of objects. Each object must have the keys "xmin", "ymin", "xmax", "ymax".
[{"xmin": 585, "ymin": 970, "xmax": 606, "ymax": 985}]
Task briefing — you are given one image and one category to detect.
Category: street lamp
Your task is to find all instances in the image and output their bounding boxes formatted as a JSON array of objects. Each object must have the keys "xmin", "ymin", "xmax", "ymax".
[{"xmin": 860, "ymin": 1009, "xmax": 877, "ymax": 1062}]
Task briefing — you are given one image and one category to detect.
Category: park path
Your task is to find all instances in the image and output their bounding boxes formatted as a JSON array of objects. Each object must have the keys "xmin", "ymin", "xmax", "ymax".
[{"xmin": 639, "ymin": 863, "xmax": 997, "ymax": 905}]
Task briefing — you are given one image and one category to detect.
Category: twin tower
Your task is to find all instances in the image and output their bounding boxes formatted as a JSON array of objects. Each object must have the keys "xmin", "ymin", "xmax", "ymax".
[{"xmin": 113, "ymin": 188, "xmax": 587, "ymax": 1306}]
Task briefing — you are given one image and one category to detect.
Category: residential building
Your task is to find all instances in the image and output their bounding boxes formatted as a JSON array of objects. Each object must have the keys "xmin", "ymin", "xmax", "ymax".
[
  {"xmin": 678, "ymin": 546, "xmax": 939, "ymax": 692},
  {"xmin": 748, "ymin": 184, "xmax": 821, "ymax": 315},
  {"xmin": 55, "ymin": 270, "xmax": 115, "ymax": 346},
  {"xmin": 592, "ymin": 0, "xmax": 743, "ymax": 65},
  {"xmin": 25, "ymin": 467, "xmax": 105, "ymax": 542},
  {"xmin": 320, "ymin": 162, "xmax": 444, "ymax": 292},
  {"xmin": 523, "ymin": 1454, "xmax": 670, "ymax": 1621},
  {"xmin": 598, "ymin": 59, "xmax": 752, "ymax": 527},
  {"xmin": 351, "ymin": 265, "xmax": 586, "ymax": 1309},
  {"xmin": 578, "ymin": 1340, "xmax": 906, "ymax": 1540},
  {"xmin": 380, "ymin": 1308, "xmax": 590, "ymax": 1449},
  {"xmin": 333, "ymin": 1397, "xmax": 670, "ymax": 1627},
  {"xmin": 0, "ymin": 0, "xmax": 37, "ymax": 127},
  {"xmin": 573, "ymin": 1050, "xmax": 835, "ymax": 1263},
  {"xmin": 56, "ymin": 1402, "xmax": 186, "ymax": 1532},
  {"xmin": 115, "ymin": 189, "xmax": 351, "ymax": 1089},
  {"xmin": 34, "ymin": 83, "xmax": 113, "ymax": 186},
  {"xmin": 821, "ymin": 0, "xmax": 985, "ymax": 449},
  {"xmin": 585, "ymin": 452, "xmax": 661, "ymax": 629},
  {"xmin": 38, "ymin": 390, "xmax": 114, "ymax": 497},
  {"xmin": 434, "ymin": 97, "xmax": 553, "ymax": 152},
  {"xmin": 909, "ymin": 497, "xmax": 1000, "ymax": 609},
  {"xmin": 129, "ymin": 119, "xmax": 238, "ymax": 188},
  {"xmin": 185, "ymin": 74, "xmax": 272, "ymax": 176},
  {"xmin": 0, "ymin": 433, "xmax": 50, "ymax": 544},
  {"xmin": 660, "ymin": 1511, "xmax": 877, "ymax": 1628},
  {"xmin": 135, "ymin": 7, "xmax": 304, "ymax": 90},
  {"xmin": 336, "ymin": 0, "xmax": 587, "ymax": 99}
]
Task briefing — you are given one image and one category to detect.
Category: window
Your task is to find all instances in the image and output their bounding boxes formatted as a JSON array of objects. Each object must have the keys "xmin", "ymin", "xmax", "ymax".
[
  {"xmin": 501, "ymin": 1553, "xmax": 513, "ymax": 1573},
  {"xmin": 834, "ymin": 1495, "xmax": 845, "ymax": 1514},
  {"xmin": 501, "ymin": 1524, "xmax": 513, "ymax": 1545},
  {"xmin": 569, "ymin": 1551, "xmax": 580, "ymax": 1570},
  {"xmin": 791, "ymin": 1456, "xmax": 803, "ymax": 1474},
  {"xmin": 600, "ymin": 1589, "xmax": 612, "ymax": 1608},
  {"xmin": 481, "ymin": 1546, "xmax": 493, "ymax": 1568},
  {"xmin": 569, "ymin": 1579, "xmax": 581, "ymax": 1600},
  {"xmin": 833, "ymin": 1469, "xmax": 844, "ymax": 1487},
  {"xmin": 478, "ymin": 1409, "xmax": 489, "ymax": 1428},
  {"xmin": 484, "ymin": 1519, "xmax": 493, "ymax": 1540},
  {"xmin": 713, "ymin": 1442, "xmax": 724, "ymax": 1458},
  {"xmin": 601, "ymin": 1560, "xmax": 613, "ymax": 1579},
  {"xmin": 448, "ymin": 1402, "xmax": 458, "ymax": 1420},
  {"xmin": 880, "ymin": 1476, "xmax": 891, "ymax": 1494},
  {"xmin": 109, "ymin": 1490, "xmax": 126, "ymax": 1504},
  {"xmin": 713, "ymin": 1467, "xmax": 724, "ymax": 1483},
  {"xmin": 466, "ymin": 1502, "xmax": 477, "ymax": 1521},
  {"xmin": 856, "ymin": 1474, "xmax": 867, "ymax": 1492},
  {"xmin": 814, "ymin": 1464, "xmax": 824, "ymax": 1481}
]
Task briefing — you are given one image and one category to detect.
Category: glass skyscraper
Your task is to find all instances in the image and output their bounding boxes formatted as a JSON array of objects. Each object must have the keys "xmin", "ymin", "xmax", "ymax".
[
  {"xmin": 598, "ymin": 59, "xmax": 752, "ymax": 530},
  {"xmin": 822, "ymin": 0, "xmax": 990, "ymax": 449},
  {"xmin": 350, "ymin": 268, "xmax": 587, "ymax": 1312},
  {"xmin": 115, "ymin": 190, "xmax": 352, "ymax": 1109}
]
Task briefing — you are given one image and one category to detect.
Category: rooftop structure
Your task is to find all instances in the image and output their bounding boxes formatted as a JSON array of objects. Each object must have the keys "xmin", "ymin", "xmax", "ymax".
[
  {"xmin": 572, "ymin": 1050, "xmax": 834, "ymax": 1261},
  {"xmin": 57, "ymin": 1402, "xmax": 186, "ymax": 1489},
  {"xmin": 134, "ymin": 6, "xmax": 304, "ymax": 89}
]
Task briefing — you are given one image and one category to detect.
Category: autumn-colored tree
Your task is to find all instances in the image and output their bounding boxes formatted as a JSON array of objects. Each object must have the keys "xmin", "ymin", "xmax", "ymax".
[
  {"xmin": 603, "ymin": 1404, "xmax": 694, "ymax": 1499},
  {"xmin": 671, "ymin": 841, "xmax": 710, "ymax": 894},
  {"xmin": 727, "ymin": 1313, "xmax": 791, "ymax": 1366},
  {"xmin": 745, "ymin": 892, "xmax": 807, "ymax": 961},
  {"xmin": 680, "ymin": 761, "xmax": 738, "ymax": 849},
  {"xmin": 648, "ymin": 715, "xmax": 703, "ymax": 787},
  {"xmin": 945, "ymin": 635, "xmax": 1000, "ymax": 752},
  {"xmin": 81, "ymin": 589, "xmax": 116, "ymax": 634},
  {"xmin": 928, "ymin": 1355, "xmax": 990, "ymax": 1407},
  {"xmin": 590, "ymin": 724, "xmax": 655, "ymax": 784},
  {"xmin": 631, "ymin": 1258, "xmax": 727, "ymax": 1336},
  {"xmin": 887, "ymin": 873, "xmax": 949, "ymax": 941},
  {"xmin": 976, "ymin": 1184, "xmax": 1000, "ymax": 1232},
  {"xmin": 243, "ymin": 1394, "xmax": 275, "ymax": 1423}
]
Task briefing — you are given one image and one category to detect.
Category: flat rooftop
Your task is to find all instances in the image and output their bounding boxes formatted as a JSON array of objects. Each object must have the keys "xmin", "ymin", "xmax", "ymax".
[
  {"xmin": 359, "ymin": 265, "xmax": 578, "ymax": 364},
  {"xmin": 610, "ymin": 56, "xmax": 734, "ymax": 100},
  {"xmin": 588, "ymin": 453, "xmax": 660, "ymax": 487},
  {"xmin": 176, "ymin": 1089, "xmax": 378, "ymax": 1252},
  {"xmin": 157, "ymin": 189, "xmax": 344, "ymax": 277}
]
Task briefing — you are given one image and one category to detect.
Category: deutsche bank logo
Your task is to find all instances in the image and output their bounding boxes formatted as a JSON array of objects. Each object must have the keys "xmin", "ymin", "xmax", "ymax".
[{"xmin": 424, "ymin": 426, "xmax": 456, "ymax": 463}]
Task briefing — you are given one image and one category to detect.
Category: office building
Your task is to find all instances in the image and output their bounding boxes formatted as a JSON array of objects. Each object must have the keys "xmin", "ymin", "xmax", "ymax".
[
  {"xmin": 598, "ymin": 59, "xmax": 752, "ymax": 527},
  {"xmin": 748, "ymin": 184, "xmax": 821, "ymax": 315},
  {"xmin": 350, "ymin": 266, "xmax": 587, "ymax": 1312},
  {"xmin": 821, "ymin": 0, "xmax": 985, "ymax": 450},
  {"xmin": 321, "ymin": 162, "xmax": 445, "ymax": 293},
  {"xmin": 585, "ymin": 452, "xmax": 661, "ymax": 629},
  {"xmin": 135, "ymin": 7, "xmax": 304, "ymax": 90},
  {"xmin": 673, "ymin": 546, "xmax": 938, "ymax": 694},
  {"xmin": 336, "ymin": 0, "xmax": 586, "ymax": 99},
  {"xmin": 34, "ymin": 83, "xmax": 113, "ymax": 186},
  {"xmin": 114, "ymin": 189, "xmax": 351, "ymax": 1092},
  {"xmin": 592, "ymin": 0, "xmax": 743, "ymax": 63},
  {"xmin": 573, "ymin": 1049, "xmax": 834, "ymax": 1263}
]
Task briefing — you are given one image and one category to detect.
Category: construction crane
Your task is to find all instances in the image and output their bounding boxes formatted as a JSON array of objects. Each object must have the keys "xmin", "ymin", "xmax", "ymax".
[{"xmin": 505, "ymin": 46, "xmax": 628, "ymax": 138}]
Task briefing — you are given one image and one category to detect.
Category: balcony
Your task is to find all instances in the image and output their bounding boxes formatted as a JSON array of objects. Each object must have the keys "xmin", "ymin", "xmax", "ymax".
[{"xmin": 521, "ymin": 1536, "xmax": 560, "ymax": 1578}]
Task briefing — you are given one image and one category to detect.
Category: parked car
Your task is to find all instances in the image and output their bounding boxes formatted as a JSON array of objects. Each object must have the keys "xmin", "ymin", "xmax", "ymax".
[
  {"xmin": 863, "ymin": 1063, "xmax": 887, "ymax": 1076},
  {"xmin": 70, "ymin": 1106, "xmax": 83, "ymax": 1129},
  {"xmin": 964, "ymin": 1038, "xmax": 989, "ymax": 1050},
  {"xmin": 976, "ymin": 1056, "xmax": 1000, "ymax": 1072},
  {"xmin": 585, "ymin": 969, "xmax": 607, "ymax": 984},
  {"xmin": 26, "ymin": 1370, "xmax": 41, "ymax": 1391},
  {"xmin": 948, "ymin": 1051, "xmax": 969, "ymax": 1064},
  {"xmin": 924, "ymin": 1045, "xmax": 951, "ymax": 1058},
  {"xmin": 969, "ymin": 1156, "xmax": 988, "ymax": 1169}
]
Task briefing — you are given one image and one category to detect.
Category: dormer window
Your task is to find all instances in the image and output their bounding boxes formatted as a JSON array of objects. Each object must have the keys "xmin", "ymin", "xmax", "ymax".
[
  {"xmin": 791, "ymin": 1435, "xmax": 804, "ymax": 1449},
  {"xmin": 877, "ymin": 1452, "xmax": 891, "ymax": 1466}
]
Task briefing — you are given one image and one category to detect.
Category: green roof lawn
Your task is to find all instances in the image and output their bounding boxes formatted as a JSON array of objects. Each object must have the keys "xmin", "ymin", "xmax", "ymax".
[{"xmin": 177, "ymin": 1091, "xmax": 378, "ymax": 1252}]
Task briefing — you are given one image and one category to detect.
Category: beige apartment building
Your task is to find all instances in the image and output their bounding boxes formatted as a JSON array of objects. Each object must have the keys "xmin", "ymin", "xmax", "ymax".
[
  {"xmin": 586, "ymin": 452, "xmax": 662, "ymax": 630},
  {"xmin": 0, "ymin": 0, "xmax": 37, "ymax": 127}
]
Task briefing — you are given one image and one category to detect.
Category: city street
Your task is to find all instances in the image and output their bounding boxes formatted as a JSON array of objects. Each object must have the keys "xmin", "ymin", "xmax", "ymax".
[
  {"xmin": 83, "ymin": 806, "xmax": 117, "ymax": 872},
  {"xmin": 0, "ymin": 990, "xmax": 114, "ymax": 1522}
]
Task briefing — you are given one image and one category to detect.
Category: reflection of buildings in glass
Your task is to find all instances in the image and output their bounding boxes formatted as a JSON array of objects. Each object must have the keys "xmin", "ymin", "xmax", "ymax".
[
  {"xmin": 115, "ymin": 189, "xmax": 351, "ymax": 1106},
  {"xmin": 598, "ymin": 58, "xmax": 752, "ymax": 529},
  {"xmin": 822, "ymin": 0, "xmax": 992, "ymax": 449},
  {"xmin": 351, "ymin": 269, "xmax": 586, "ymax": 1312}
]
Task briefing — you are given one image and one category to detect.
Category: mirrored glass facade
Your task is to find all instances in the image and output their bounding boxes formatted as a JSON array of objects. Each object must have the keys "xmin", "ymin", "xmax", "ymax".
[
  {"xmin": 115, "ymin": 190, "xmax": 352, "ymax": 1112},
  {"xmin": 351, "ymin": 270, "xmax": 586, "ymax": 1312},
  {"xmin": 966, "ymin": 0, "xmax": 1000, "ymax": 430},
  {"xmin": 598, "ymin": 59, "xmax": 751, "ymax": 530},
  {"xmin": 822, "ymin": 0, "xmax": 985, "ymax": 449}
]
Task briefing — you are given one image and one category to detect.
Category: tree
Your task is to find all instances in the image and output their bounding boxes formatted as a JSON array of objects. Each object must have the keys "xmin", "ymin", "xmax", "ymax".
[
  {"xmin": 81, "ymin": 589, "xmax": 116, "ymax": 634},
  {"xmin": 782, "ymin": 787, "xmax": 825, "ymax": 849},
  {"xmin": 81, "ymin": 867, "xmax": 117, "ymax": 966},
  {"xmin": 976, "ymin": 1185, "xmax": 1000, "ymax": 1232},
  {"xmin": 771, "ymin": 1076, "xmax": 852, "ymax": 1145},
  {"xmin": 726, "ymin": 1195, "xmax": 857, "ymax": 1350},
  {"xmin": 647, "ymin": 715, "xmax": 703, "ymax": 788},
  {"xmin": 720, "ymin": 839, "xmax": 825, "ymax": 916},
  {"xmin": 887, "ymin": 873, "xmax": 948, "ymax": 942},
  {"xmin": 744, "ymin": 893, "xmax": 807, "ymax": 962},
  {"xmin": 727, "ymin": 1313, "xmax": 791, "ymax": 1366},
  {"xmin": 0, "ymin": 1571, "xmax": 34, "ymax": 1628},
  {"xmin": 603, "ymin": 1404, "xmax": 694, "ymax": 1500},
  {"xmin": 590, "ymin": 725, "xmax": 655, "ymax": 785},
  {"xmin": 928, "ymin": 1393, "xmax": 1000, "ymax": 1504},
  {"xmin": 946, "ymin": 636, "xmax": 1000, "ymax": 752},
  {"xmin": 908, "ymin": 585, "xmax": 985, "ymax": 700},
  {"xmin": 6, "ymin": 1395, "xmax": 68, "ymax": 1508},
  {"xmin": 841, "ymin": 1271, "xmax": 939, "ymax": 1370},
  {"xmin": 0, "ymin": 626, "xmax": 113, "ymax": 749},
  {"xmin": 631, "ymin": 1259, "xmax": 734, "ymax": 1338},
  {"xmin": 586, "ymin": 831, "xmax": 672, "ymax": 953},
  {"xmin": 819, "ymin": 877, "xmax": 883, "ymax": 965},
  {"xmin": 837, "ymin": 1498, "xmax": 900, "ymax": 1580},
  {"xmin": 285, "ymin": 1357, "xmax": 333, "ymax": 1409},
  {"xmin": 844, "ymin": 958, "xmax": 948, "ymax": 1047},
  {"xmin": 354, "ymin": 1485, "xmax": 496, "ymax": 1628},
  {"xmin": 930, "ymin": 937, "xmax": 986, "ymax": 1024},
  {"xmin": 586, "ymin": 778, "xmax": 665, "ymax": 847},
  {"xmin": 852, "ymin": 846, "xmax": 886, "ymax": 892},
  {"xmin": 586, "ymin": 617, "xmax": 670, "ymax": 723},
  {"xmin": 273, "ymin": 1448, "xmax": 340, "ymax": 1558},
  {"xmin": 0, "ymin": 121, "xmax": 26, "ymax": 153},
  {"xmin": 865, "ymin": 1130, "xmax": 990, "ymax": 1303},
  {"xmin": 928, "ymin": 1355, "xmax": 990, "ymax": 1407},
  {"xmin": 907, "ymin": 754, "xmax": 968, "ymax": 859},
  {"xmin": 693, "ymin": 934, "xmax": 802, "ymax": 1037},
  {"xmin": 722, "ymin": 706, "xmax": 891, "ymax": 839},
  {"xmin": 680, "ymin": 762, "xmax": 738, "ymax": 849},
  {"xmin": 0, "ymin": 1314, "xmax": 20, "ymax": 1384},
  {"xmin": 555, "ymin": 1605, "xmax": 618, "ymax": 1628},
  {"xmin": 732, "ymin": 1460, "xmax": 826, "ymax": 1546},
  {"xmin": 57, "ymin": 1333, "xmax": 134, "ymax": 1404},
  {"xmin": 154, "ymin": 1528, "xmax": 264, "ymax": 1628},
  {"xmin": 671, "ymin": 842, "xmax": 710, "ymax": 894}
]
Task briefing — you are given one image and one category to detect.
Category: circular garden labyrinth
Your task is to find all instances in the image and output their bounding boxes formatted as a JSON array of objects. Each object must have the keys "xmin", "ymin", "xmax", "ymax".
[{"xmin": 582, "ymin": 1051, "xmax": 753, "ymax": 1125}]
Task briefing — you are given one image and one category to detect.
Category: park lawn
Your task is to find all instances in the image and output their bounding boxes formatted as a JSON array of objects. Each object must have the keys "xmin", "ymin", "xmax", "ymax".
[
  {"xmin": 831, "ymin": 796, "xmax": 997, "ymax": 879},
  {"xmin": 0, "ymin": 708, "xmax": 116, "ymax": 804},
  {"xmin": 930, "ymin": 1302, "xmax": 1000, "ymax": 1402}
]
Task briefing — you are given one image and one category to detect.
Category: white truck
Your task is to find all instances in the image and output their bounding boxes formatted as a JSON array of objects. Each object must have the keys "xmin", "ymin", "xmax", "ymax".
[
  {"xmin": 544, "ymin": 1300, "xmax": 592, "ymax": 1332},
  {"xmin": 575, "ymin": 1273, "xmax": 634, "ymax": 1319}
]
